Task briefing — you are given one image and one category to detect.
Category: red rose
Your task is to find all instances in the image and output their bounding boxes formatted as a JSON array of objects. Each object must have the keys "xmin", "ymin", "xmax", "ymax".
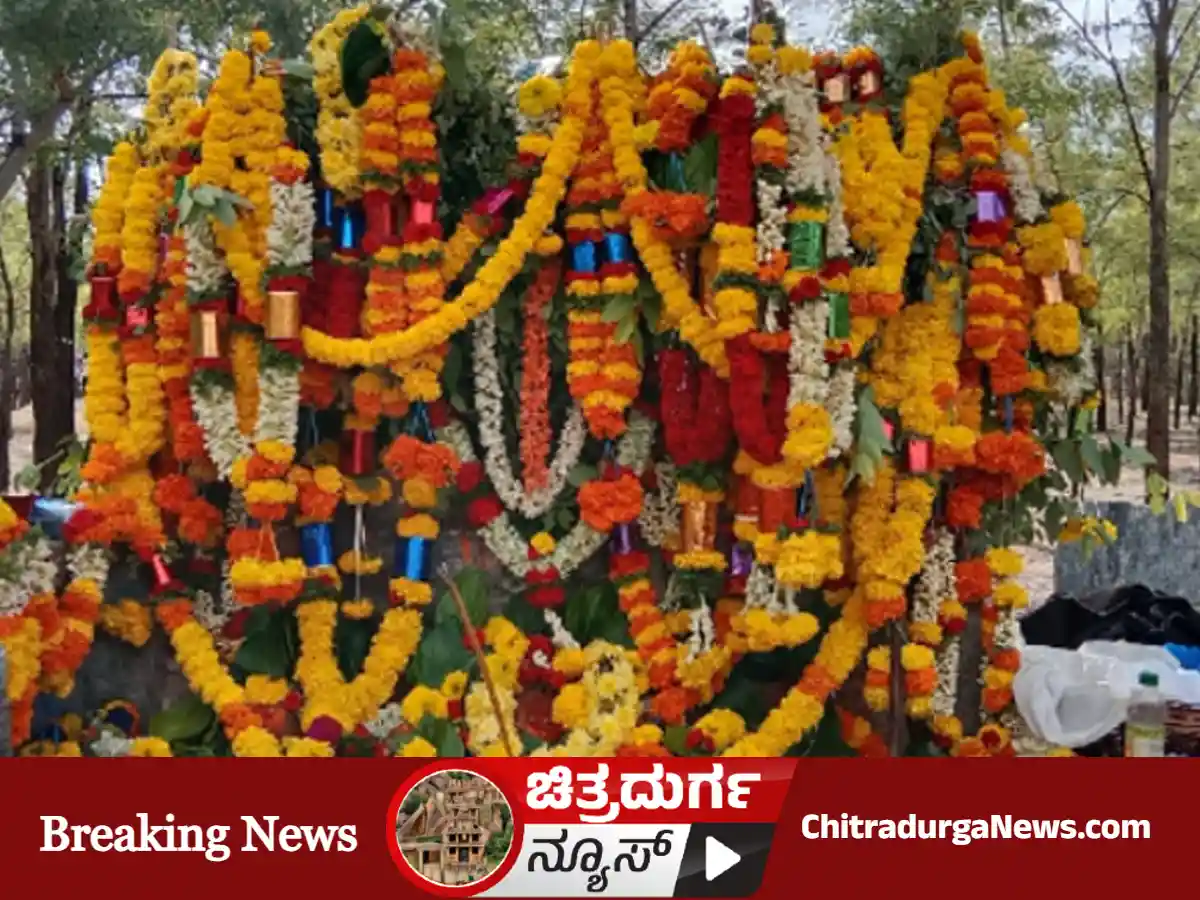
[
  {"xmin": 467, "ymin": 495, "xmax": 503, "ymax": 528},
  {"xmin": 526, "ymin": 585, "xmax": 565, "ymax": 609},
  {"xmin": 457, "ymin": 461, "xmax": 484, "ymax": 494},
  {"xmin": 516, "ymin": 687, "xmax": 564, "ymax": 744},
  {"xmin": 222, "ymin": 608, "xmax": 251, "ymax": 641}
]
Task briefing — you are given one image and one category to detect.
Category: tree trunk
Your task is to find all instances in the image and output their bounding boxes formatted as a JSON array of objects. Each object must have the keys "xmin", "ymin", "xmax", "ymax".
[
  {"xmin": 1096, "ymin": 341, "xmax": 1108, "ymax": 432},
  {"xmin": 1125, "ymin": 331, "xmax": 1138, "ymax": 447},
  {"xmin": 1141, "ymin": 331, "xmax": 1151, "ymax": 414},
  {"xmin": 27, "ymin": 155, "xmax": 68, "ymax": 490},
  {"xmin": 1116, "ymin": 341, "xmax": 1125, "ymax": 424},
  {"xmin": 623, "ymin": 0, "xmax": 638, "ymax": 42},
  {"xmin": 1145, "ymin": 0, "xmax": 1172, "ymax": 479},
  {"xmin": 1175, "ymin": 335, "xmax": 1185, "ymax": 430},
  {"xmin": 1190, "ymin": 314, "xmax": 1199, "ymax": 419},
  {"xmin": 0, "ymin": 244, "xmax": 16, "ymax": 489}
]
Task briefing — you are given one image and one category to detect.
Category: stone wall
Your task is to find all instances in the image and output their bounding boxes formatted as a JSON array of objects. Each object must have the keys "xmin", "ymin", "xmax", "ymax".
[{"xmin": 1055, "ymin": 501, "xmax": 1200, "ymax": 603}]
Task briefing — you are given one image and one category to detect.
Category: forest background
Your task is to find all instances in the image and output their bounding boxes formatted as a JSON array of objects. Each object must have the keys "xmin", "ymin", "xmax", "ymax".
[{"xmin": 0, "ymin": 0, "xmax": 1194, "ymax": 499}]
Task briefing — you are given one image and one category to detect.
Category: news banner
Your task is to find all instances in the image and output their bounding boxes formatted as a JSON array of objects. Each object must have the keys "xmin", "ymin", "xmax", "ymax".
[{"xmin": 0, "ymin": 758, "xmax": 1178, "ymax": 897}]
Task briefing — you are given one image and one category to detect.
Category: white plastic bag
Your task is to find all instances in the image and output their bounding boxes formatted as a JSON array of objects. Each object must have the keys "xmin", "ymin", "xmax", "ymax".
[{"xmin": 1013, "ymin": 641, "xmax": 1200, "ymax": 748}]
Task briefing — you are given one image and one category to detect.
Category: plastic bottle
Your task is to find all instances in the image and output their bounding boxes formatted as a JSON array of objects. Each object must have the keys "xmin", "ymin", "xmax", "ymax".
[{"xmin": 1124, "ymin": 671, "xmax": 1166, "ymax": 757}]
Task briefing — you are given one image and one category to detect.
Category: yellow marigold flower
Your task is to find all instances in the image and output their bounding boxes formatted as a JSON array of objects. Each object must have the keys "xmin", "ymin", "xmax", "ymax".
[
  {"xmin": 244, "ymin": 675, "xmax": 289, "ymax": 706},
  {"xmin": 401, "ymin": 685, "xmax": 449, "ymax": 725},
  {"xmin": 397, "ymin": 513, "xmax": 440, "ymax": 540},
  {"xmin": 552, "ymin": 683, "xmax": 589, "ymax": 729},
  {"xmin": 518, "ymin": 75, "xmax": 563, "ymax": 118},
  {"xmin": 530, "ymin": 531, "xmax": 557, "ymax": 556},
  {"xmin": 440, "ymin": 671, "xmax": 468, "ymax": 700},
  {"xmin": 401, "ymin": 736, "xmax": 438, "ymax": 757},
  {"xmin": 553, "ymin": 647, "xmax": 585, "ymax": 678},
  {"xmin": 900, "ymin": 643, "xmax": 935, "ymax": 671}
]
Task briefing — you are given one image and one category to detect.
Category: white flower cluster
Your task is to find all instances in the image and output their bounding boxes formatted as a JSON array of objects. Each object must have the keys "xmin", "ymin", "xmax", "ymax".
[
  {"xmin": 821, "ymin": 144, "xmax": 851, "ymax": 258},
  {"xmin": 745, "ymin": 562, "xmax": 782, "ymax": 614},
  {"xmin": 68, "ymin": 542, "xmax": 110, "ymax": 586},
  {"xmin": 191, "ymin": 379, "xmax": 250, "ymax": 478},
  {"xmin": 913, "ymin": 528, "xmax": 954, "ymax": 639},
  {"xmin": 786, "ymin": 300, "xmax": 828, "ymax": 410},
  {"xmin": 193, "ymin": 588, "xmax": 231, "ymax": 633},
  {"xmin": 267, "ymin": 180, "xmax": 316, "ymax": 270},
  {"xmin": 363, "ymin": 702, "xmax": 404, "ymax": 741},
  {"xmin": 753, "ymin": 58, "xmax": 788, "ymax": 267},
  {"xmin": 255, "ymin": 362, "xmax": 301, "ymax": 449},
  {"xmin": 0, "ymin": 532, "xmax": 58, "ymax": 617},
  {"xmin": 783, "ymin": 69, "xmax": 825, "ymax": 200},
  {"xmin": 1000, "ymin": 145, "xmax": 1043, "ymax": 225},
  {"xmin": 439, "ymin": 413, "xmax": 656, "ymax": 579},
  {"xmin": 932, "ymin": 637, "xmax": 960, "ymax": 721},
  {"xmin": 1045, "ymin": 331, "xmax": 1096, "ymax": 408},
  {"xmin": 472, "ymin": 310, "xmax": 587, "ymax": 518},
  {"xmin": 90, "ymin": 730, "xmax": 135, "ymax": 758},
  {"xmin": 685, "ymin": 601, "xmax": 715, "ymax": 660},
  {"xmin": 544, "ymin": 609, "xmax": 579, "ymax": 650},
  {"xmin": 637, "ymin": 462, "xmax": 680, "ymax": 548},
  {"xmin": 184, "ymin": 219, "xmax": 225, "ymax": 298},
  {"xmin": 826, "ymin": 366, "xmax": 856, "ymax": 456}
]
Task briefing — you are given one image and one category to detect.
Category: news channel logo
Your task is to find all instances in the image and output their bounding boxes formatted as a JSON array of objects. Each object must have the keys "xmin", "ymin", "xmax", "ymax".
[{"xmin": 392, "ymin": 768, "xmax": 515, "ymax": 891}]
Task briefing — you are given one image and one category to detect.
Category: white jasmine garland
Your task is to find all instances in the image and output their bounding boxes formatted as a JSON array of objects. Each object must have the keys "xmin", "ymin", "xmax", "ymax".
[
  {"xmin": 821, "ymin": 142, "xmax": 851, "ymax": 257},
  {"xmin": 68, "ymin": 542, "xmax": 110, "ymax": 585},
  {"xmin": 191, "ymin": 379, "xmax": 251, "ymax": 478},
  {"xmin": 932, "ymin": 636, "xmax": 960, "ymax": 722},
  {"xmin": 1000, "ymin": 145, "xmax": 1043, "ymax": 225},
  {"xmin": 472, "ymin": 309, "xmax": 587, "ymax": 518},
  {"xmin": 266, "ymin": 180, "xmax": 316, "ymax": 269},
  {"xmin": 826, "ymin": 366, "xmax": 856, "ymax": 456},
  {"xmin": 637, "ymin": 462, "xmax": 679, "ymax": 549},
  {"xmin": 254, "ymin": 361, "xmax": 302, "ymax": 449},
  {"xmin": 1046, "ymin": 333, "xmax": 1096, "ymax": 408},
  {"xmin": 544, "ymin": 609, "xmax": 579, "ymax": 650},
  {"xmin": 913, "ymin": 528, "xmax": 954, "ymax": 638},
  {"xmin": 193, "ymin": 588, "xmax": 230, "ymax": 633},
  {"xmin": 745, "ymin": 562, "xmax": 782, "ymax": 614},
  {"xmin": 0, "ymin": 532, "xmax": 58, "ymax": 616},
  {"xmin": 184, "ymin": 219, "xmax": 225, "ymax": 299},
  {"xmin": 440, "ymin": 412, "xmax": 655, "ymax": 578},
  {"xmin": 786, "ymin": 301, "xmax": 828, "ymax": 410}
]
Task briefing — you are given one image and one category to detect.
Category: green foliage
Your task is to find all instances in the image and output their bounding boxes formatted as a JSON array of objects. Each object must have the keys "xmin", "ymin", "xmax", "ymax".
[
  {"xmin": 15, "ymin": 433, "xmax": 84, "ymax": 497},
  {"xmin": 234, "ymin": 605, "xmax": 298, "ymax": 678},
  {"xmin": 435, "ymin": 566, "xmax": 492, "ymax": 628},
  {"xmin": 563, "ymin": 582, "xmax": 631, "ymax": 647}
]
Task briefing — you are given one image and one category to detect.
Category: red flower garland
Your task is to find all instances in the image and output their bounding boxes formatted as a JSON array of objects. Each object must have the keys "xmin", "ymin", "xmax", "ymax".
[{"xmin": 658, "ymin": 349, "xmax": 731, "ymax": 468}]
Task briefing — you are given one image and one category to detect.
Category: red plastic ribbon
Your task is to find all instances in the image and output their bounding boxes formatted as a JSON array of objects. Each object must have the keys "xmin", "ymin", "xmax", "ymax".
[{"xmin": 340, "ymin": 430, "xmax": 375, "ymax": 477}]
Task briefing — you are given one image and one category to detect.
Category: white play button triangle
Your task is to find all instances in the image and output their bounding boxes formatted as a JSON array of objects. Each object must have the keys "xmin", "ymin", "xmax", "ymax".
[{"xmin": 704, "ymin": 835, "xmax": 741, "ymax": 882}]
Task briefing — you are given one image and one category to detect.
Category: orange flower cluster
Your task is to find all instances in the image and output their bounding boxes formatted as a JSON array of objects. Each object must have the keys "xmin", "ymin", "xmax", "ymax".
[
  {"xmin": 360, "ymin": 69, "xmax": 402, "ymax": 186},
  {"xmin": 382, "ymin": 434, "xmax": 460, "ymax": 488},
  {"xmin": 620, "ymin": 192, "xmax": 708, "ymax": 244},
  {"xmin": 955, "ymin": 558, "xmax": 991, "ymax": 604},
  {"xmin": 578, "ymin": 471, "xmax": 644, "ymax": 533},
  {"xmin": 839, "ymin": 708, "xmax": 889, "ymax": 757},
  {"xmin": 156, "ymin": 235, "xmax": 208, "ymax": 464},
  {"xmin": 72, "ymin": 480, "xmax": 165, "ymax": 557},
  {"xmin": 292, "ymin": 465, "xmax": 344, "ymax": 525},
  {"xmin": 567, "ymin": 310, "xmax": 640, "ymax": 439},
  {"xmin": 947, "ymin": 56, "xmax": 998, "ymax": 167},
  {"xmin": 520, "ymin": 259, "xmax": 561, "ymax": 492},
  {"xmin": 153, "ymin": 473, "xmax": 222, "ymax": 548},
  {"xmin": 40, "ymin": 579, "xmax": 101, "ymax": 698},
  {"xmin": 646, "ymin": 41, "xmax": 716, "ymax": 153}
]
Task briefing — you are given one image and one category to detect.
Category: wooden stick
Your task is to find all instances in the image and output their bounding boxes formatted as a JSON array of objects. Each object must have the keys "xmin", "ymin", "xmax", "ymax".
[{"xmin": 439, "ymin": 565, "xmax": 517, "ymax": 758}]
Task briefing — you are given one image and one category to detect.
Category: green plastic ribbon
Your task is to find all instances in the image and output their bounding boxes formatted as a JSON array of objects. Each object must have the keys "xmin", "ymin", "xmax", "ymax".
[
  {"xmin": 827, "ymin": 291, "xmax": 850, "ymax": 340},
  {"xmin": 788, "ymin": 220, "xmax": 824, "ymax": 271}
]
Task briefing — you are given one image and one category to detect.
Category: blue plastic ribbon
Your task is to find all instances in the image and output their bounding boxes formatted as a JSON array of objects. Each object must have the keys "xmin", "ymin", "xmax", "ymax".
[
  {"xmin": 572, "ymin": 241, "xmax": 597, "ymax": 274},
  {"xmin": 317, "ymin": 188, "xmax": 335, "ymax": 230},
  {"xmin": 31, "ymin": 497, "xmax": 79, "ymax": 540},
  {"xmin": 395, "ymin": 536, "xmax": 431, "ymax": 581},
  {"xmin": 301, "ymin": 523, "xmax": 334, "ymax": 568},
  {"xmin": 603, "ymin": 232, "xmax": 630, "ymax": 264},
  {"xmin": 336, "ymin": 205, "xmax": 363, "ymax": 251},
  {"xmin": 1004, "ymin": 396, "xmax": 1015, "ymax": 432}
]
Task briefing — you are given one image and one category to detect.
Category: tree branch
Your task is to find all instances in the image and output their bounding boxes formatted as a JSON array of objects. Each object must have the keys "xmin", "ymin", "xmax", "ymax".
[
  {"xmin": 1052, "ymin": 0, "xmax": 1155, "ymax": 189},
  {"xmin": 1170, "ymin": 49, "xmax": 1200, "ymax": 117},
  {"xmin": 1170, "ymin": 1, "xmax": 1200, "ymax": 60},
  {"xmin": 639, "ymin": 0, "xmax": 691, "ymax": 44}
]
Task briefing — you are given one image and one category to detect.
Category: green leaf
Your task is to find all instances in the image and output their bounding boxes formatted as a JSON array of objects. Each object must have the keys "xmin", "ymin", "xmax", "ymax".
[
  {"xmin": 150, "ymin": 693, "xmax": 215, "ymax": 743},
  {"xmin": 442, "ymin": 342, "xmax": 463, "ymax": 395},
  {"xmin": 412, "ymin": 620, "xmax": 474, "ymax": 687},
  {"xmin": 602, "ymin": 294, "xmax": 637, "ymax": 323},
  {"xmin": 1119, "ymin": 442, "xmax": 1159, "ymax": 470},
  {"xmin": 614, "ymin": 315, "xmax": 637, "ymax": 344},
  {"xmin": 503, "ymin": 593, "xmax": 547, "ymax": 636},
  {"xmin": 281, "ymin": 59, "xmax": 316, "ymax": 80},
  {"xmin": 435, "ymin": 567, "xmax": 490, "ymax": 628},
  {"xmin": 664, "ymin": 726, "xmax": 690, "ymax": 756},
  {"xmin": 234, "ymin": 607, "xmax": 293, "ymax": 677},
  {"xmin": 563, "ymin": 584, "xmax": 627, "ymax": 646},
  {"xmin": 340, "ymin": 19, "xmax": 391, "ymax": 108},
  {"xmin": 213, "ymin": 200, "xmax": 238, "ymax": 228},
  {"xmin": 567, "ymin": 463, "xmax": 598, "ymax": 487},
  {"xmin": 1051, "ymin": 439, "xmax": 1085, "ymax": 485},
  {"xmin": 1148, "ymin": 471, "xmax": 1169, "ymax": 515},
  {"xmin": 1080, "ymin": 434, "xmax": 1105, "ymax": 478},
  {"xmin": 682, "ymin": 134, "xmax": 718, "ymax": 196},
  {"xmin": 336, "ymin": 616, "xmax": 375, "ymax": 680}
]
